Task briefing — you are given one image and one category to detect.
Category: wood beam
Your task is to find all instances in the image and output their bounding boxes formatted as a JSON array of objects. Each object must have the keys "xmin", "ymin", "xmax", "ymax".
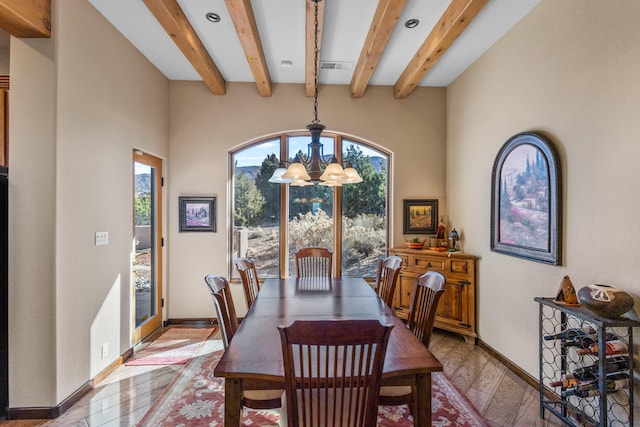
[
  {"xmin": 225, "ymin": 0, "xmax": 271, "ymax": 97},
  {"xmin": 143, "ymin": 0, "xmax": 226, "ymax": 95},
  {"xmin": 394, "ymin": 0, "xmax": 489, "ymax": 99},
  {"xmin": 0, "ymin": 0, "xmax": 50, "ymax": 38},
  {"xmin": 305, "ymin": 0, "xmax": 325, "ymax": 97},
  {"xmin": 350, "ymin": 0, "xmax": 406, "ymax": 98}
]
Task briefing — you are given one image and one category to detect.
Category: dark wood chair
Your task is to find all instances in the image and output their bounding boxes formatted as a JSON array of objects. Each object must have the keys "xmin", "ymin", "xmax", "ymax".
[
  {"xmin": 378, "ymin": 271, "xmax": 446, "ymax": 411},
  {"xmin": 204, "ymin": 274, "xmax": 283, "ymax": 410},
  {"xmin": 234, "ymin": 257, "xmax": 260, "ymax": 310},
  {"xmin": 204, "ymin": 274, "xmax": 238, "ymax": 348},
  {"xmin": 374, "ymin": 255, "xmax": 403, "ymax": 307},
  {"xmin": 294, "ymin": 247, "xmax": 332, "ymax": 278},
  {"xmin": 277, "ymin": 319, "xmax": 393, "ymax": 427}
]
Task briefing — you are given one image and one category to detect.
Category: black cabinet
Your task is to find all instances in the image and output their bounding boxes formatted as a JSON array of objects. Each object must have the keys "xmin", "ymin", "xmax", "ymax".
[{"xmin": 536, "ymin": 297, "xmax": 639, "ymax": 426}]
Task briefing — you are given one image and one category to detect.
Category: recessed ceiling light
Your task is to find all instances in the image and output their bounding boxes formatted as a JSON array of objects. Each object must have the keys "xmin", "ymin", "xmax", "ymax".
[
  {"xmin": 206, "ymin": 12, "xmax": 221, "ymax": 23},
  {"xmin": 404, "ymin": 18, "xmax": 419, "ymax": 29}
]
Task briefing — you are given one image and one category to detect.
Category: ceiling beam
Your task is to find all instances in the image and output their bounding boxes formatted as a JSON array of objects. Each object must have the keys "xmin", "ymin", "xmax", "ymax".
[
  {"xmin": 305, "ymin": 0, "xmax": 325, "ymax": 97},
  {"xmin": 350, "ymin": 0, "xmax": 406, "ymax": 98},
  {"xmin": 143, "ymin": 0, "xmax": 226, "ymax": 95},
  {"xmin": 0, "ymin": 0, "xmax": 50, "ymax": 38},
  {"xmin": 394, "ymin": 0, "xmax": 489, "ymax": 99},
  {"xmin": 225, "ymin": 0, "xmax": 271, "ymax": 97}
]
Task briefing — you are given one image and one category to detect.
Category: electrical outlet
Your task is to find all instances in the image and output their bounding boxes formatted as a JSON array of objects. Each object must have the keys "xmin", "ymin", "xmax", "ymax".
[
  {"xmin": 101, "ymin": 343, "xmax": 108, "ymax": 359},
  {"xmin": 95, "ymin": 231, "xmax": 109, "ymax": 246}
]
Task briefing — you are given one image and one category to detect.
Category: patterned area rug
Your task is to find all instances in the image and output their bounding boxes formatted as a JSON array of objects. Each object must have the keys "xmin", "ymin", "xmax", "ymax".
[
  {"xmin": 138, "ymin": 339, "xmax": 488, "ymax": 426},
  {"xmin": 126, "ymin": 328, "xmax": 215, "ymax": 366}
]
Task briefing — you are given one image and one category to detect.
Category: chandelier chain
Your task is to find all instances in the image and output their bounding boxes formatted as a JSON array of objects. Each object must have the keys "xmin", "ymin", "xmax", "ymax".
[{"xmin": 312, "ymin": 0, "xmax": 320, "ymax": 125}]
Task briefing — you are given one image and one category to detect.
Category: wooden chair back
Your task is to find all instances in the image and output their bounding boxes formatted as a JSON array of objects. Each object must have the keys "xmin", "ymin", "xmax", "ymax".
[
  {"xmin": 407, "ymin": 271, "xmax": 446, "ymax": 347},
  {"xmin": 204, "ymin": 274, "xmax": 238, "ymax": 349},
  {"xmin": 277, "ymin": 319, "xmax": 393, "ymax": 427},
  {"xmin": 294, "ymin": 247, "xmax": 333, "ymax": 278},
  {"xmin": 234, "ymin": 257, "xmax": 260, "ymax": 310},
  {"xmin": 374, "ymin": 256, "xmax": 403, "ymax": 307},
  {"xmin": 205, "ymin": 274, "xmax": 284, "ymax": 410}
]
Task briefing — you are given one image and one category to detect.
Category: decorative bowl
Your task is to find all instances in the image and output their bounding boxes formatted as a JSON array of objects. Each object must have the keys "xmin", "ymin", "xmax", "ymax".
[
  {"xmin": 405, "ymin": 238, "xmax": 425, "ymax": 249},
  {"xmin": 577, "ymin": 284, "xmax": 634, "ymax": 318}
]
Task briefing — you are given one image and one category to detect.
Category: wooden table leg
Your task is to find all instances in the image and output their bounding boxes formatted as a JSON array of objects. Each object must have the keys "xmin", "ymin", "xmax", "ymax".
[
  {"xmin": 414, "ymin": 373, "xmax": 431, "ymax": 427},
  {"xmin": 224, "ymin": 378, "xmax": 242, "ymax": 426}
]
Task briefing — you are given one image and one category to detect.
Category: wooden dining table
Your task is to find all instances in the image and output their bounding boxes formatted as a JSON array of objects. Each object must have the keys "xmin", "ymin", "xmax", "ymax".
[{"xmin": 213, "ymin": 276, "xmax": 443, "ymax": 426}]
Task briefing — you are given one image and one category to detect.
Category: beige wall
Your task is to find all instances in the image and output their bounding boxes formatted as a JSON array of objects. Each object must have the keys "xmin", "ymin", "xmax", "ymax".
[
  {"xmin": 447, "ymin": 0, "xmax": 640, "ymax": 377},
  {"xmin": 9, "ymin": 0, "xmax": 169, "ymax": 406},
  {"xmin": 167, "ymin": 82, "xmax": 446, "ymax": 318},
  {"xmin": 9, "ymin": 17, "xmax": 58, "ymax": 408}
]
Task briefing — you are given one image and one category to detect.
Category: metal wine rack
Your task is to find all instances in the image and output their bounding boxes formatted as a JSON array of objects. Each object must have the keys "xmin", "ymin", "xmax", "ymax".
[{"xmin": 536, "ymin": 297, "xmax": 640, "ymax": 426}]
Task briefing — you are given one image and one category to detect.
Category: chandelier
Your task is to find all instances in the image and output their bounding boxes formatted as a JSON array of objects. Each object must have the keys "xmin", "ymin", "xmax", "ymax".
[{"xmin": 269, "ymin": 0, "xmax": 362, "ymax": 187}]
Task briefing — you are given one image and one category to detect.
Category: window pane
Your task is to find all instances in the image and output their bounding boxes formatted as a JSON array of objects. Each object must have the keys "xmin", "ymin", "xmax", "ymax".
[
  {"xmin": 134, "ymin": 162, "xmax": 154, "ymax": 326},
  {"xmin": 341, "ymin": 140, "xmax": 388, "ymax": 278},
  {"xmin": 232, "ymin": 138, "xmax": 281, "ymax": 277},
  {"xmin": 288, "ymin": 135, "xmax": 334, "ymax": 273}
]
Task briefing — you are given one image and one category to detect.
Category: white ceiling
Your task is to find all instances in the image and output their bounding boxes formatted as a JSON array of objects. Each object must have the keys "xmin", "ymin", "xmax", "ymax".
[{"xmin": 90, "ymin": 0, "xmax": 541, "ymax": 90}]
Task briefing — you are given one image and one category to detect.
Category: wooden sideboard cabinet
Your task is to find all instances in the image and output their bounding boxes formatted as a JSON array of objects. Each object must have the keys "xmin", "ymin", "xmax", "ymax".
[{"xmin": 388, "ymin": 248, "xmax": 478, "ymax": 344}]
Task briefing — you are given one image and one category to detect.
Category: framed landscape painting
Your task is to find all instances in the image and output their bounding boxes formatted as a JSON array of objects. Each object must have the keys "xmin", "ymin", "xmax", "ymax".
[
  {"xmin": 179, "ymin": 196, "xmax": 216, "ymax": 232},
  {"xmin": 491, "ymin": 132, "xmax": 561, "ymax": 265},
  {"xmin": 403, "ymin": 199, "xmax": 438, "ymax": 234}
]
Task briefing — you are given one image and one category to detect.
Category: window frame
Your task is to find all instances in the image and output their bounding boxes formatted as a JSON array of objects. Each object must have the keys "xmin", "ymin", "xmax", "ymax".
[{"xmin": 229, "ymin": 131, "xmax": 392, "ymax": 279}]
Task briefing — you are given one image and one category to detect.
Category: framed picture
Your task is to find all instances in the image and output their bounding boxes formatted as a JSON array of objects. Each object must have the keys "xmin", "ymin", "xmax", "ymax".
[
  {"xmin": 403, "ymin": 199, "xmax": 438, "ymax": 234},
  {"xmin": 491, "ymin": 132, "xmax": 562, "ymax": 265},
  {"xmin": 179, "ymin": 196, "xmax": 216, "ymax": 232}
]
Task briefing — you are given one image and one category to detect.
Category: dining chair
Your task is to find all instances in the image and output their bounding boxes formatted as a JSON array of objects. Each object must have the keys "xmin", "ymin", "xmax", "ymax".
[
  {"xmin": 204, "ymin": 274, "xmax": 284, "ymax": 409},
  {"xmin": 204, "ymin": 274, "xmax": 238, "ymax": 348},
  {"xmin": 374, "ymin": 255, "xmax": 403, "ymax": 307},
  {"xmin": 294, "ymin": 247, "xmax": 332, "ymax": 278},
  {"xmin": 234, "ymin": 257, "xmax": 260, "ymax": 310},
  {"xmin": 277, "ymin": 319, "xmax": 393, "ymax": 427},
  {"xmin": 378, "ymin": 271, "xmax": 446, "ymax": 412}
]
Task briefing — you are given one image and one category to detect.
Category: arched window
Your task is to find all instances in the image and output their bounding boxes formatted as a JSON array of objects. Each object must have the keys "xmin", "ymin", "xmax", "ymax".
[{"xmin": 231, "ymin": 131, "xmax": 390, "ymax": 279}]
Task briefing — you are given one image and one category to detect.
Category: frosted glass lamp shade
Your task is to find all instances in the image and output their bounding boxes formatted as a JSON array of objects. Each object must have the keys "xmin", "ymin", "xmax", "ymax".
[
  {"xmin": 268, "ymin": 167, "xmax": 293, "ymax": 183},
  {"xmin": 320, "ymin": 179, "xmax": 342, "ymax": 187},
  {"xmin": 291, "ymin": 179, "xmax": 314, "ymax": 187},
  {"xmin": 319, "ymin": 161, "xmax": 347, "ymax": 182},
  {"xmin": 342, "ymin": 165, "xmax": 363, "ymax": 184},
  {"xmin": 282, "ymin": 162, "xmax": 311, "ymax": 182}
]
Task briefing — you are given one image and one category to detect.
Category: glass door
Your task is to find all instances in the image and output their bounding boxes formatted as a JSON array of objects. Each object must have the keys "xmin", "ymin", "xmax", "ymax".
[{"xmin": 132, "ymin": 150, "xmax": 163, "ymax": 343}]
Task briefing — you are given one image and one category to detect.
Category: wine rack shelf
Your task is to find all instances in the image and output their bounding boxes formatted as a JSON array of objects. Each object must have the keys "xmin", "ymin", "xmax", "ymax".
[{"xmin": 535, "ymin": 297, "xmax": 640, "ymax": 426}]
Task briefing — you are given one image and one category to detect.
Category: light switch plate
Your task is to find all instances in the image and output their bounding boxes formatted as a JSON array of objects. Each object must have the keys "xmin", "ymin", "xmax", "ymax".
[{"xmin": 95, "ymin": 231, "xmax": 109, "ymax": 246}]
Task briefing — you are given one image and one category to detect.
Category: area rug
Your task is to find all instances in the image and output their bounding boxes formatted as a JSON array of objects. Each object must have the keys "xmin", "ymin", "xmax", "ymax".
[
  {"xmin": 138, "ymin": 339, "xmax": 488, "ymax": 426},
  {"xmin": 126, "ymin": 328, "xmax": 215, "ymax": 366}
]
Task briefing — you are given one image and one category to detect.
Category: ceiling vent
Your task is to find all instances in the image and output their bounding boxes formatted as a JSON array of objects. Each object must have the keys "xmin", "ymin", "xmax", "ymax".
[{"xmin": 320, "ymin": 61, "xmax": 353, "ymax": 71}]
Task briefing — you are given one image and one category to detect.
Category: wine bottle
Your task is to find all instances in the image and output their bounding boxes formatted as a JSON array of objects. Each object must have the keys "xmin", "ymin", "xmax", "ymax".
[
  {"xmin": 576, "ymin": 339, "xmax": 628, "ymax": 356},
  {"xmin": 561, "ymin": 332, "xmax": 618, "ymax": 349},
  {"xmin": 543, "ymin": 327, "xmax": 595, "ymax": 341},
  {"xmin": 561, "ymin": 372, "xmax": 630, "ymax": 398},
  {"xmin": 549, "ymin": 356, "xmax": 629, "ymax": 386},
  {"xmin": 549, "ymin": 374, "xmax": 582, "ymax": 388}
]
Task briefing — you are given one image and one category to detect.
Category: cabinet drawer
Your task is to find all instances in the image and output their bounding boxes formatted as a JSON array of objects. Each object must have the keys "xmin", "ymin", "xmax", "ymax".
[
  {"xmin": 446, "ymin": 259, "xmax": 473, "ymax": 280},
  {"xmin": 410, "ymin": 255, "xmax": 445, "ymax": 272}
]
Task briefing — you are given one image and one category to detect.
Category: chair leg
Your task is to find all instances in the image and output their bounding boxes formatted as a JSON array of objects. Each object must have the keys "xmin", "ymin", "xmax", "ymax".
[{"xmin": 409, "ymin": 387, "xmax": 417, "ymax": 417}]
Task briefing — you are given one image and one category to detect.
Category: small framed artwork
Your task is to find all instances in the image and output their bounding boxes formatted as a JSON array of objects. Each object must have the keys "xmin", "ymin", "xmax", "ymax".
[
  {"xmin": 179, "ymin": 196, "xmax": 216, "ymax": 232},
  {"xmin": 403, "ymin": 199, "xmax": 438, "ymax": 234},
  {"xmin": 491, "ymin": 132, "xmax": 562, "ymax": 265}
]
